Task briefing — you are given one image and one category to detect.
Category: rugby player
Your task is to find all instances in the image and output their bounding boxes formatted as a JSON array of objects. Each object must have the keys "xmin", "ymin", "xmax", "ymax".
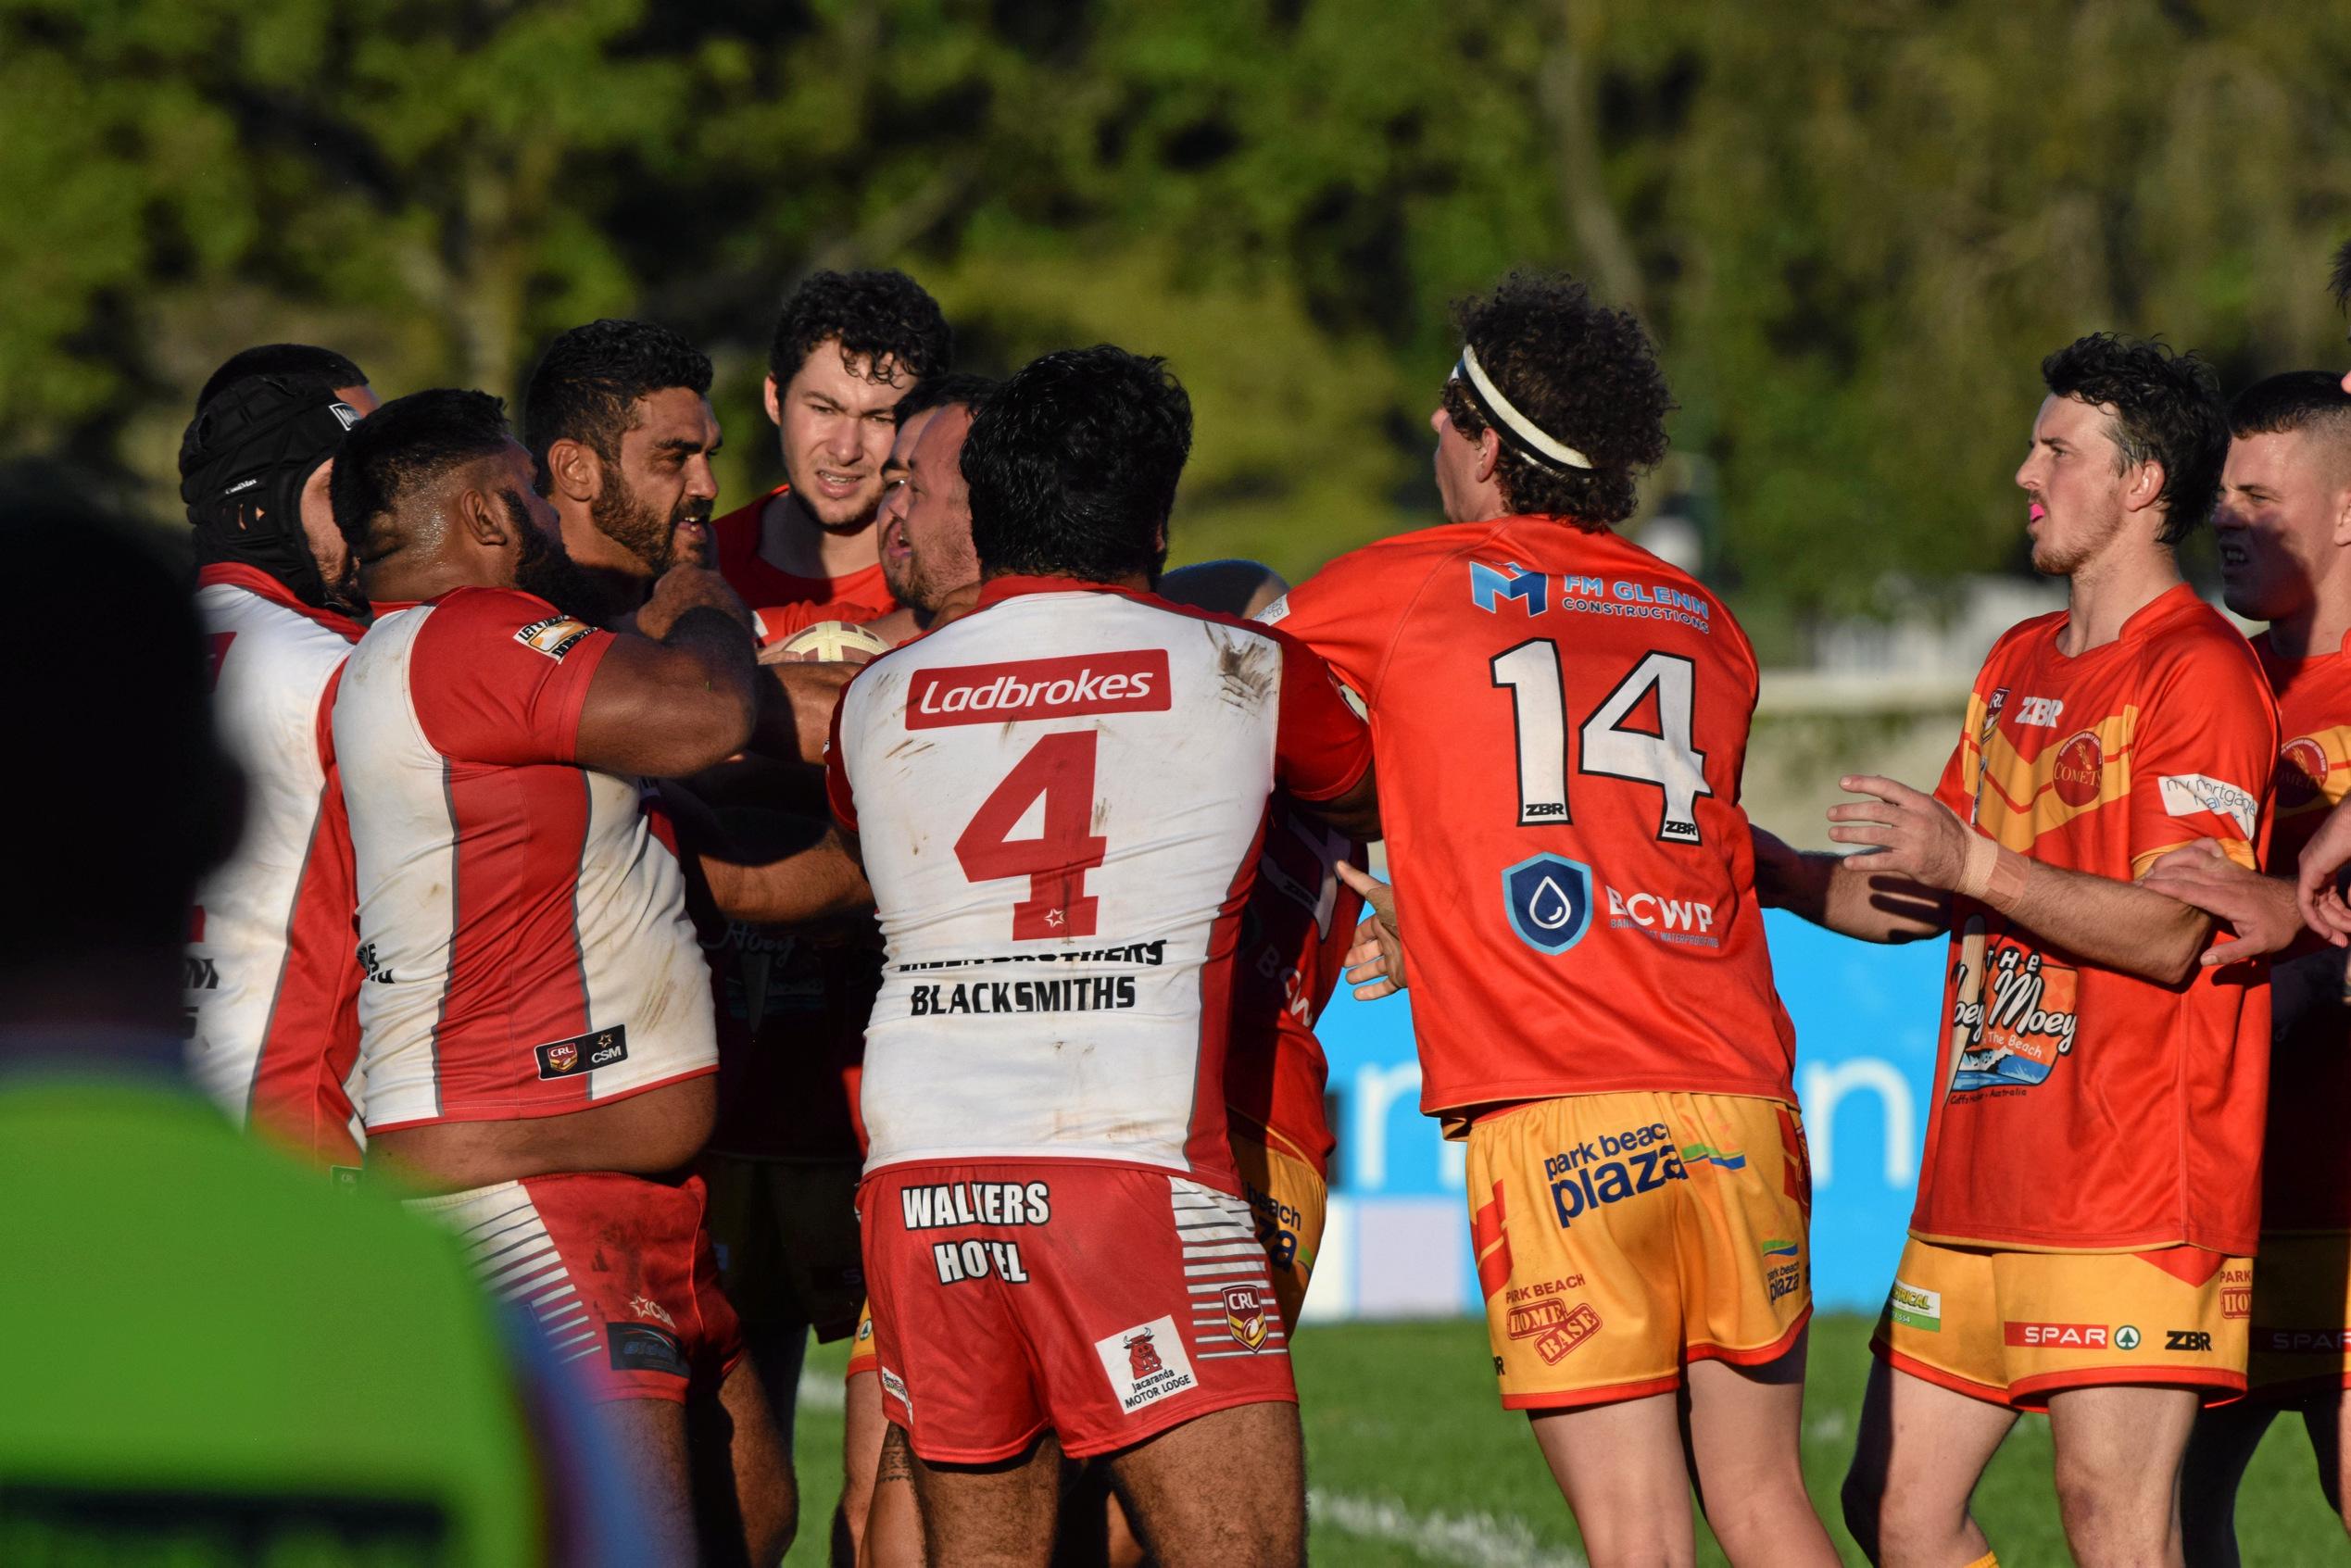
[
  {"xmin": 523, "ymin": 318, "xmax": 723, "ymax": 621},
  {"xmin": 181, "ymin": 367, "xmax": 372, "ymax": 1167},
  {"xmin": 712, "ymin": 269, "xmax": 951, "ymax": 627},
  {"xmin": 328, "ymin": 389, "xmax": 791, "ymax": 1564},
  {"xmin": 197, "ymin": 341, "xmax": 378, "ymax": 416},
  {"xmin": 1264, "ymin": 272, "xmax": 1836, "ymax": 1568},
  {"xmin": 828, "ymin": 345, "xmax": 1379, "ymax": 1567},
  {"xmin": 1760, "ymin": 335, "xmax": 2272, "ymax": 1568},
  {"xmin": 2149, "ymin": 373, "xmax": 2351, "ymax": 1564}
]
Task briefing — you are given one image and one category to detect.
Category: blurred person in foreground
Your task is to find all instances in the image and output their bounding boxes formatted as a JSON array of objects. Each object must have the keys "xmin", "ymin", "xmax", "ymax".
[
  {"xmin": 1764, "ymin": 335, "xmax": 2270, "ymax": 1568},
  {"xmin": 330, "ymin": 389, "xmax": 790, "ymax": 1563},
  {"xmin": 0, "ymin": 471, "xmax": 644, "ymax": 1564},
  {"xmin": 180, "ymin": 366, "xmax": 373, "ymax": 1167},
  {"xmin": 2169, "ymin": 374, "xmax": 2351, "ymax": 1563},
  {"xmin": 1265, "ymin": 272, "xmax": 1835, "ymax": 1568},
  {"xmin": 828, "ymin": 345, "xmax": 1378, "ymax": 1567},
  {"xmin": 712, "ymin": 269, "xmax": 952, "ymax": 635}
]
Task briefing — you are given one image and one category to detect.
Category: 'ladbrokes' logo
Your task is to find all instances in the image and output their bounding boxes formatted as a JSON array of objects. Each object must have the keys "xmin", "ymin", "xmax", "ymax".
[{"xmin": 906, "ymin": 650, "xmax": 1170, "ymax": 729}]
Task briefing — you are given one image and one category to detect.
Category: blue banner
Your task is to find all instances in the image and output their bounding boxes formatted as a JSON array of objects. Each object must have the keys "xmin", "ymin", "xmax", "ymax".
[{"xmin": 1300, "ymin": 911, "xmax": 1943, "ymax": 1321}]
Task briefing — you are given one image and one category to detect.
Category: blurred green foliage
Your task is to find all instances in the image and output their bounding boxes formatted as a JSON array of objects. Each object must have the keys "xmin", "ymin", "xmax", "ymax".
[{"xmin": 6, "ymin": 0, "xmax": 2350, "ymax": 624}]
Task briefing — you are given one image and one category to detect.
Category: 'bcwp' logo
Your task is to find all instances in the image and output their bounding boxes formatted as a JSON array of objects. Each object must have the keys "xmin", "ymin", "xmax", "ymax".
[
  {"xmin": 1502, "ymin": 854, "xmax": 1592, "ymax": 955},
  {"xmin": 1604, "ymin": 885, "xmax": 1719, "ymax": 950},
  {"xmin": 906, "ymin": 649, "xmax": 1171, "ymax": 729}
]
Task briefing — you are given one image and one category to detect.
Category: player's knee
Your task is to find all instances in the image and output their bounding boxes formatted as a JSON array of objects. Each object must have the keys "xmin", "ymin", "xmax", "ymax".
[{"xmin": 2051, "ymin": 1450, "xmax": 2167, "ymax": 1561}]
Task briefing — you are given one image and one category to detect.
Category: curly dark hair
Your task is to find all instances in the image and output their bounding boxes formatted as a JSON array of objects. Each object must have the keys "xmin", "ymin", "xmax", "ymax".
[
  {"xmin": 1440, "ymin": 271, "xmax": 1672, "ymax": 529},
  {"xmin": 522, "ymin": 319, "xmax": 712, "ymax": 485},
  {"xmin": 894, "ymin": 370, "xmax": 999, "ymax": 423},
  {"xmin": 768, "ymin": 269, "xmax": 952, "ymax": 389},
  {"xmin": 2040, "ymin": 333, "xmax": 2227, "ymax": 544},
  {"xmin": 2229, "ymin": 370, "xmax": 2351, "ymax": 442},
  {"xmin": 963, "ymin": 346, "xmax": 1191, "ymax": 583},
  {"xmin": 198, "ymin": 343, "xmax": 368, "ymax": 412},
  {"xmin": 330, "ymin": 389, "xmax": 513, "ymax": 563}
]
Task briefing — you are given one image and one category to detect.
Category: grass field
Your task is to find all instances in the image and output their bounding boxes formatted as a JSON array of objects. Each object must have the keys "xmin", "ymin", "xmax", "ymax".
[{"xmin": 777, "ymin": 1313, "xmax": 2346, "ymax": 1565}]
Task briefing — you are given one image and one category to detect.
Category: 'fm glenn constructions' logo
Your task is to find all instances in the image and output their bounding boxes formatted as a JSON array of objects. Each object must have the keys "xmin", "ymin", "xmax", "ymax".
[{"xmin": 1502, "ymin": 854, "xmax": 1593, "ymax": 955}]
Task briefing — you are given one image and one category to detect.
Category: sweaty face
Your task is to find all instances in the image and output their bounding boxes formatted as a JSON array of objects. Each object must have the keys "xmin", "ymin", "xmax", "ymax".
[
  {"xmin": 609, "ymin": 386, "xmax": 721, "ymax": 571},
  {"xmin": 2215, "ymin": 430, "xmax": 2344, "ymax": 623},
  {"xmin": 2015, "ymin": 395, "xmax": 2132, "ymax": 578},
  {"xmin": 876, "ymin": 406, "xmax": 941, "ymax": 606},
  {"xmin": 770, "ymin": 342, "xmax": 909, "ymax": 531},
  {"xmin": 893, "ymin": 405, "xmax": 979, "ymax": 613}
]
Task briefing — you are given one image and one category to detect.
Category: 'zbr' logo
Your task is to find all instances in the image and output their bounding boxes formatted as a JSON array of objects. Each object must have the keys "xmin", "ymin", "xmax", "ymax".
[{"xmin": 1502, "ymin": 855, "xmax": 1593, "ymax": 955}]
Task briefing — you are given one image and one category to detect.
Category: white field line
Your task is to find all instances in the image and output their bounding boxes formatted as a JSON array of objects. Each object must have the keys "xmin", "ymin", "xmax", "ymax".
[
  {"xmin": 1310, "ymin": 1488, "xmax": 1585, "ymax": 1568},
  {"xmin": 796, "ymin": 1363, "xmax": 849, "ymax": 1413},
  {"xmin": 791, "ymin": 1374, "xmax": 1581, "ymax": 1567}
]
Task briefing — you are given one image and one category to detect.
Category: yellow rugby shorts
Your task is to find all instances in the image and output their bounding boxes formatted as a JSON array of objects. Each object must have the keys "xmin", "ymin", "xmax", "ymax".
[
  {"xmin": 1466, "ymin": 1091, "xmax": 1813, "ymax": 1408},
  {"xmin": 1874, "ymin": 1236, "xmax": 2249, "ymax": 1410},
  {"xmin": 1229, "ymin": 1118, "xmax": 1328, "ymax": 1329}
]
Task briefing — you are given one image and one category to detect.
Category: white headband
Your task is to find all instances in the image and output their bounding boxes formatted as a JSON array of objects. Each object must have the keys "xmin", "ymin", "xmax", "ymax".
[{"xmin": 1454, "ymin": 343, "xmax": 1592, "ymax": 471}]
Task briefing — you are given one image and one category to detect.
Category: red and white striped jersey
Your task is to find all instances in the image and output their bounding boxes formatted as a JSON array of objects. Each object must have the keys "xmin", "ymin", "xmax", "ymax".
[
  {"xmin": 824, "ymin": 574, "xmax": 1372, "ymax": 1193},
  {"xmin": 186, "ymin": 563, "xmax": 367, "ymax": 1165},
  {"xmin": 333, "ymin": 586, "xmax": 718, "ymax": 1133}
]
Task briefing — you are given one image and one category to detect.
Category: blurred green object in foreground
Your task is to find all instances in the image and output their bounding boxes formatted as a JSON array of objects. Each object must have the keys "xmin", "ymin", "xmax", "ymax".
[{"xmin": 0, "ymin": 1077, "xmax": 540, "ymax": 1565}]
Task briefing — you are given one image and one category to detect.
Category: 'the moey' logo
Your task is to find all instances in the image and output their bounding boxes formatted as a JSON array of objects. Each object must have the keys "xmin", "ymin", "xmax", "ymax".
[
  {"xmin": 1502, "ymin": 855, "xmax": 1592, "ymax": 955},
  {"xmin": 515, "ymin": 615, "xmax": 594, "ymax": 659},
  {"xmin": 535, "ymin": 1026, "xmax": 628, "ymax": 1080},
  {"xmin": 907, "ymin": 649, "xmax": 1171, "ymax": 729}
]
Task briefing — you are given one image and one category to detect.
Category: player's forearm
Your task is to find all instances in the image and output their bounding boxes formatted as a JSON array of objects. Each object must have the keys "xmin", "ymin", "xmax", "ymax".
[
  {"xmin": 758, "ymin": 663, "xmax": 856, "ymax": 765},
  {"xmin": 1753, "ymin": 828, "xmax": 1945, "ymax": 942},
  {"xmin": 699, "ymin": 823, "xmax": 874, "ymax": 927},
  {"xmin": 662, "ymin": 606, "xmax": 760, "ymax": 757},
  {"xmin": 1984, "ymin": 856, "xmax": 2212, "ymax": 985}
]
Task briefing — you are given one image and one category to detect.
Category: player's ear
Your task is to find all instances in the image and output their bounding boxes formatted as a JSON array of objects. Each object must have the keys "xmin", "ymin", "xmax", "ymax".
[
  {"xmin": 457, "ymin": 485, "xmax": 513, "ymax": 549},
  {"xmin": 2119, "ymin": 456, "xmax": 2167, "ymax": 517},
  {"xmin": 1475, "ymin": 426, "xmax": 1502, "ymax": 485},
  {"xmin": 2332, "ymin": 484, "xmax": 2351, "ymax": 548},
  {"xmin": 547, "ymin": 437, "xmax": 603, "ymax": 507},
  {"xmin": 762, "ymin": 374, "xmax": 783, "ymax": 428}
]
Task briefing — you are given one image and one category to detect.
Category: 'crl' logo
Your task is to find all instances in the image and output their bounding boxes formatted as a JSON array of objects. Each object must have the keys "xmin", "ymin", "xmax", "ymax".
[{"xmin": 1502, "ymin": 854, "xmax": 1593, "ymax": 954}]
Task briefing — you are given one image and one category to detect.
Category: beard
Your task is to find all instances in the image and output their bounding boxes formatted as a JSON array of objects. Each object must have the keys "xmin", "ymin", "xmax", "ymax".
[
  {"xmin": 591, "ymin": 475, "xmax": 711, "ymax": 576},
  {"xmin": 507, "ymin": 491, "xmax": 611, "ymax": 623}
]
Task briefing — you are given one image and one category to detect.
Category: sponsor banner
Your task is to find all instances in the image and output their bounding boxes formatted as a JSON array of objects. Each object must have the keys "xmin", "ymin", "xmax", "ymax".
[
  {"xmin": 1308, "ymin": 912, "xmax": 1942, "ymax": 1318},
  {"xmin": 906, "ymin": 649, "xmax": 1170, "ymax": 729}
]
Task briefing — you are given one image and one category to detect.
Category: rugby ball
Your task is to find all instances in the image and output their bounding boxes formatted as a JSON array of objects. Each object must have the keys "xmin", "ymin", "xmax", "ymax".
[{"xmin": 773, "ymin": 619, "xmax": 890, "ymax": 664}]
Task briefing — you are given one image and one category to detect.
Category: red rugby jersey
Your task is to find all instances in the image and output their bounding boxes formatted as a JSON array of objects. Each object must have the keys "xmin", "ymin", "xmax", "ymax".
[
  {"xmin": 187, "ymin": 564, "xmax": 367, "ymax": 1167},
  {"xmin": 1223, "ymin": 800, "xmax": 1364, "ymax": 1178},
  {"xmin": 1914, "ymin": 584, "xmax": 2276, "ymax": 1253},
  {"xmin": 1267, "ymin": 517, "xmax": 1796, "ymax": 1122},
  {"xmin": 333, "ymin": 587, "xmax": 718, "ymax": 1131},
  {"xmin": 712, "ymin": 484, "xmax": 896, "ymax": 623},
  {"xmin": 2254, "ymin": 629, "xmax": 2351, "ymax": 1231}
]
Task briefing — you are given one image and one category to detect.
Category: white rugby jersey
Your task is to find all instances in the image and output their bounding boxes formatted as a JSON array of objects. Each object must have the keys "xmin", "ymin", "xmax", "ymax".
[
  {"xmin": 825, "ymin": 574, "xmax": 1371, "ymax": 1191},
  {"xmin": 333, "ymin": 586, "xmax": 718, "ymax": 1132},
  {"xmin": 186, "ymin": 564, "xmax": 367, "ymax": 1163}
]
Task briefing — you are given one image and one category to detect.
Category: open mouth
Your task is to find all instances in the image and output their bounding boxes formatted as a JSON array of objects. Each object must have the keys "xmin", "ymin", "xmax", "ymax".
[{"xmin": 2218, "ymin": 539, "xmax": 2251, "ymax": 571}]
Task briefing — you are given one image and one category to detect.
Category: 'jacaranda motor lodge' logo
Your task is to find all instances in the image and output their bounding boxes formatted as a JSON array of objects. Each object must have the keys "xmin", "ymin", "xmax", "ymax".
[{"xmin": 1502, "ymin": 854, "xmax": 1592, "ymax": 955}]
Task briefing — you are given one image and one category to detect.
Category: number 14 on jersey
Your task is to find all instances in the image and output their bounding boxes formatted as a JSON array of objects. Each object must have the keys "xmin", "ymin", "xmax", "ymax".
[{"xmin": 1490, "ymin": 643, "xmax": 1711, "ymax": 845}]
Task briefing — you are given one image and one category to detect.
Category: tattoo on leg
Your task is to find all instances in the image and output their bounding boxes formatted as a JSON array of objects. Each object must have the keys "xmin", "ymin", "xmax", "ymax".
[{"xmin": 877, "ymin": 1426, "xmax": 916, "ymax": 1485}]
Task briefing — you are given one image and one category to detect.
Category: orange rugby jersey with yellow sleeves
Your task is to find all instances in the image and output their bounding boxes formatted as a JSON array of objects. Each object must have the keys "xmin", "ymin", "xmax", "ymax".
[
  {"xmin": 2254, "ymin": 630, "xmax": 2351, "ymax": 1231},
  {"xmin": 1266, "ymin": 517, "xmax": 1796, "ymax": 1120},
  {"xmin": 1914, "ymin": 583, "xmax": 2277, "ymax": 1256}
]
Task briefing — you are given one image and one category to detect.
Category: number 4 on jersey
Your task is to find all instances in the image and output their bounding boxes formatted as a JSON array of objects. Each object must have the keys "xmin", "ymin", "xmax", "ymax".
[
  {"xmin": 1490, "ymin": 643, "xmax": 1710, "ymax": 845},
  {"xmin": 954, "ymin": 730, "xmax": 1109, "ymax": 938}
]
